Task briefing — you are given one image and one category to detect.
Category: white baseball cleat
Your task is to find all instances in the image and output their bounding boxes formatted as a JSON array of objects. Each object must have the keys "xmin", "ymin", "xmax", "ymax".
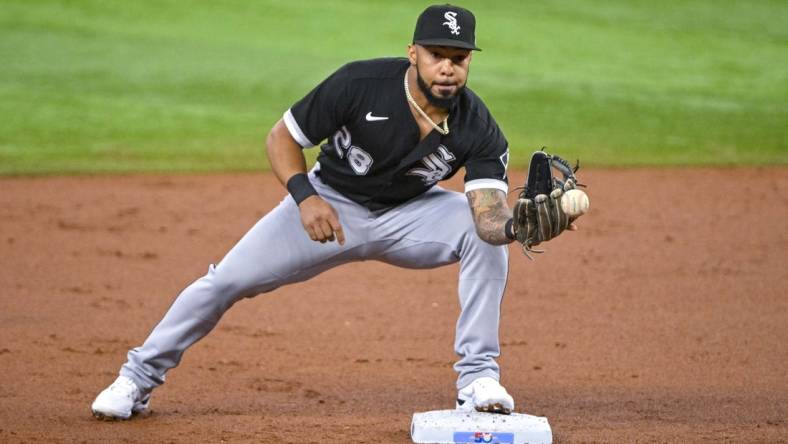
[
  {"xmin": 91, "ymin": 376, "xmax": 151, "ymax": 420},
  {"xmin": 456, "ymin": 376, "xmax": 515, "ymax": 414}
]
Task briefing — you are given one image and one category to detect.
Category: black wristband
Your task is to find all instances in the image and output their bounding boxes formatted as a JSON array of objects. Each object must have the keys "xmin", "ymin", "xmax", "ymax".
[
  {"xmin": 286, "ymin": 173, "xmax": 318, "ymax": 205},
  {"xmin": 505, "ymin": 218, "xmax": 515, "ymax": 240}
]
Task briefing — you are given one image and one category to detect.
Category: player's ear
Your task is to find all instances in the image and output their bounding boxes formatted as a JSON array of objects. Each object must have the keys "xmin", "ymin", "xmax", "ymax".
[{"xmin": 407, "ymin": 44, "xmax": 417, "ymax": 65}]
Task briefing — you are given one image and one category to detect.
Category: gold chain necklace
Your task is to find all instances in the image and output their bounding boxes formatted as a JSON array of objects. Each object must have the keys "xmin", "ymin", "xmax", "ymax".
[{"xmin": 404, "ymin": 72, "xmax": 449, "ymax": 135}]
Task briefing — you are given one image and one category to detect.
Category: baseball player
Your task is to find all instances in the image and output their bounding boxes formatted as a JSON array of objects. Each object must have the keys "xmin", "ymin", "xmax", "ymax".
[{"xmin": 91, "ymin": 4, "xmax": 576, "ymax": 420}]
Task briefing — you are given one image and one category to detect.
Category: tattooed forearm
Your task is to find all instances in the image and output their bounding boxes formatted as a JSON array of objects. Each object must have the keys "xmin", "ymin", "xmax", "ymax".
[{"xmin": 466, "ymin": 188, "xmax": 513, "ymax": 245}]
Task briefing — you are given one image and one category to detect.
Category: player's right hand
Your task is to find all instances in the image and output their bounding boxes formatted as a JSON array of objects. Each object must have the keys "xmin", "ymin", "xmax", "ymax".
[{"xmin": 297, "ymin": 196, "xmax": 346, "ymax": 245}]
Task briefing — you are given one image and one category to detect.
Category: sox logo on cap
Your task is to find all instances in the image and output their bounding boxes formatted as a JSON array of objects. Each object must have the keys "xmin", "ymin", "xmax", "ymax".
[{"xmin": 442, "ymin": 11, "xmax": 461, "ymax": 35}]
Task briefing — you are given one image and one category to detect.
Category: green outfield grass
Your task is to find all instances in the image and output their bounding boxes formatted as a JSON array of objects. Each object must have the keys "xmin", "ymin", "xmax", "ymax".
[{"xmin": 0, "ymin": 0, "xmax": 786, "ymax": 174}]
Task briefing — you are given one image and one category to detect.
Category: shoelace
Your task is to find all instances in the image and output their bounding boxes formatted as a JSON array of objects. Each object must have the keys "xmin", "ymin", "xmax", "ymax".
[
  {"xmin": 110, "ymin": 378, "xmax": 139, "ymax": 399},
  {"xmin": 470, "ymin": 378, "xmax": 506, "ymax": 396}
]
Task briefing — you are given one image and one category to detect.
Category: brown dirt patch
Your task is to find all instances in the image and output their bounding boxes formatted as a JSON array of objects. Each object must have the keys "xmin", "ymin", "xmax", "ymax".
[{"xmin": 0, "ymin": 168, "xmax": 786, "ymax": 443}]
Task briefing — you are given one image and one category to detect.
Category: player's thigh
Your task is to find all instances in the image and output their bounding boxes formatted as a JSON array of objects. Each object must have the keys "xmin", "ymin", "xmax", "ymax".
[
  {"xmin": 210, "ymin": 196, "xmax": 361, "ymax": 296},
  {"xmin": 376, "ymin": 239, "xmax": 458, "ymax": 269},
  {"xmin": 375, "ymin": 187, "xmax": 480, "ymax": 268},
  {"xmin": 380, "ymin": 187, "xmax": 475, "ymax": 243}
]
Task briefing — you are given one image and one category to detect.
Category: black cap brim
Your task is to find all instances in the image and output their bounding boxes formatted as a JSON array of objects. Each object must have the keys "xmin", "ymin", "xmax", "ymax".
[{"xmin": 414, "ymin": 38, "xmax": 481, "ymax": 51}]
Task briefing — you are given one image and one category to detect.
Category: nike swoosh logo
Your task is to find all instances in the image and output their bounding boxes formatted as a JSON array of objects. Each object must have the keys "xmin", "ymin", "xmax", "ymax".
[{"xmin": 365, "ymin": 112, "xmax": 389, "ymax": 122}]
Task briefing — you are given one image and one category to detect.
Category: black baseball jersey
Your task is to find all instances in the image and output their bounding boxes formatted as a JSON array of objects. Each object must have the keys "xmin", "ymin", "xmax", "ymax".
[{"xmin": 283, "ymin": 58, "xmax": 509, "ymax": 211}]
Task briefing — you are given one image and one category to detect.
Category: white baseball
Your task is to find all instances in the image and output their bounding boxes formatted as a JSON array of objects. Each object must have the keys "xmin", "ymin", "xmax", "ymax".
[{"xmin": 560, "ymin": 189, "xmax": 590, "ymax": 217}]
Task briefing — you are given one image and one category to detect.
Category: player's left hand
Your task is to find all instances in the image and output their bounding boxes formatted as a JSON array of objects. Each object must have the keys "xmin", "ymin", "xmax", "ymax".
[
  {"xmin": 512, "ymin": 150, "xmax": 586, "ymax": 259},
  {"xmin": 297, "ymin": 195, "xmax": 346, "ymax": 245}
]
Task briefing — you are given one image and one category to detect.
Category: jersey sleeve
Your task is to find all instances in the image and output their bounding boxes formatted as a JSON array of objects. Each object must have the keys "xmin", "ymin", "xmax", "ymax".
[
  {"xmin": 283, "ymin": 64, "xmax": 354, "ymax": 148},
  {"xmin": 463, "ymin": 122, "xmax": 510, "ymax": 194}
]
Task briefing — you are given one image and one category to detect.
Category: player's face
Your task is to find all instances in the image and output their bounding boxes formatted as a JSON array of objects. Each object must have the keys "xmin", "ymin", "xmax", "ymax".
[{"xmin": 409, "ymin": 44, "xmax": 472, "ymax": 99}]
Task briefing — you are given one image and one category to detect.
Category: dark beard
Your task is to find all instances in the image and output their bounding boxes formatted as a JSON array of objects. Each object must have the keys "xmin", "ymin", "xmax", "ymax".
[{"xmin": 416, "ymin": 66, "xmax": 463, "ymax": 110}]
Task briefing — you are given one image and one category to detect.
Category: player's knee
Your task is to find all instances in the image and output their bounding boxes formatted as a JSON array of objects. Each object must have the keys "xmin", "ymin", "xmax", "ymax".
[
  {"xmin": 459, "ymin": 229, "xmax": 508, "ymax": 270},
  {"xmin": 208, "ymin": 263, "xmax": 284, "ymax": 305},
  {"xmin": 205, "ymin": 264, "xmax": 255, "ymax": 306}
]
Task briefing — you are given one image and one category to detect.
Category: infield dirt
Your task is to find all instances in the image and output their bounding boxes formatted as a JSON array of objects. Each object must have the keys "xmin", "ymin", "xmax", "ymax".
[{"xmin": 0, "ymin": 168, "xmax": 786, "ymax": 443}]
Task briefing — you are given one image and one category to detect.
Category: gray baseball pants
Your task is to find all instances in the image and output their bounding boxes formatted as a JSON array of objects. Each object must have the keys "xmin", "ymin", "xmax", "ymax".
[{"xmin": 120, "ymin": 168, "xmax": 509, "ymax": 393}]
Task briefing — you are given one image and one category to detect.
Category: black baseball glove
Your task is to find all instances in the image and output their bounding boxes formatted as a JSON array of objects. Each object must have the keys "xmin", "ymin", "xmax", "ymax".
[{"xmin": 512, "ymin": 149, "xmax": 583, "ymax": 259}]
